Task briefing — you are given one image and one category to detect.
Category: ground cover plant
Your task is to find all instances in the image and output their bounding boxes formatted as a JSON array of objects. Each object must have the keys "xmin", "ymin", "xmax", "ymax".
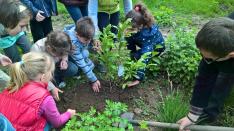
[{"xmin": 62, "ymin": 100, "xmax": 133, "ymax": 131}]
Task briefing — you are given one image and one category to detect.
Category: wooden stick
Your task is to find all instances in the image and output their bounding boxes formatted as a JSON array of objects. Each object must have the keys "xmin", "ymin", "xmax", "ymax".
[{"xmin": 129, "ymin": 120, "xmax": 234, "ymax": 131}]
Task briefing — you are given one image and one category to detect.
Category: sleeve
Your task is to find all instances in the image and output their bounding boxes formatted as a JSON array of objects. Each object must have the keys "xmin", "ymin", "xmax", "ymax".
[
  {"xmin": 20, "ymin": 0, "xmax": 39, "ymax": 16},
  {"xmin": 123, "ymin": 0, "xmax": 133, "ymax": 15},
  {"xmin": 38, "ymin": 96, "xmax": 71, "ymax": 128},
  {"xmin": 88, "ymin": 0, "xmax": 99, "ymax": 38},
  {"xmin": 71, "ymin": 46, "xmax": 97, "ymax": 82},
  {"xmin": 47, "ymin": 81, "xmax": 56, "ymax": 91}
]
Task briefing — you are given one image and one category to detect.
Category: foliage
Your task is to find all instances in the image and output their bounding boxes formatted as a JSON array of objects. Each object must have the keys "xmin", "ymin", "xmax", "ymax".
[
  {"xmin": 95, "ymin": 19, "xmax": 146, "ymax": 87},
  {"xmin": 153, "ymin": 6, "xmax": 175, "ymax": 27},
  {"xmin": 155, "ymin": 91, "xmax": 189, "ymax": 124},
  {"xmin": 160, "ymin": 26, "xmax": 201, "ymax": 89},
  {"xmin": 63, "ymin": 100, "xmax": 133, "ymax": 131},
  {"xmin": 139, "ymin": 121, "xmax": 149, "ymax": 131},
  {"xmin": 135, "ymin": 0, "xmax": 234, "ymax": 17}
]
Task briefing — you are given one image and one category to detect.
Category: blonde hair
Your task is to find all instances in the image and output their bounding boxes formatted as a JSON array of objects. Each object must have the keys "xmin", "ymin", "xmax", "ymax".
[{"xmin": 8, "ymin": 52, "xmax": 55, "ymax": 92}]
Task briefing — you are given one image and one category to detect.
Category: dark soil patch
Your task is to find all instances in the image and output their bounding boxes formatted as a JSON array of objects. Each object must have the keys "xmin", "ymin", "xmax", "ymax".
[{"xmin": 57, "ymin": 79, "xmax": 166, "ymax": 118}]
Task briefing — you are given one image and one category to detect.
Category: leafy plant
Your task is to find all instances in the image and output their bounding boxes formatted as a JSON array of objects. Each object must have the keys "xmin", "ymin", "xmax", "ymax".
[
  {"xmin": 160, "ymin": 26, "xmax": 201, "ymax": 89},
  {"xmin": 95, "ymin": 19, "xmax": 146, "ymax": 88},
  {"xmin": 139, "ymin": 121, "xmax": 149, "ymax": 131},
  {"xmin": 153, "ymin": 6, "xmax": 175, "ymax": 27},
  {"xmin": 155, "ymin": 91, "xmax": 189, "ymax": 125},
  {"xmin": 63, "ymin": 100, "xmax": 133, "ymax": 131}
]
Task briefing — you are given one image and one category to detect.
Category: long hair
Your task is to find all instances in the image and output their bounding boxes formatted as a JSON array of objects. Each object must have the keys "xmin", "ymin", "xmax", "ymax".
[{"xmin": 8, "ymin": 52, "xmax": 55, "ymax": 92}]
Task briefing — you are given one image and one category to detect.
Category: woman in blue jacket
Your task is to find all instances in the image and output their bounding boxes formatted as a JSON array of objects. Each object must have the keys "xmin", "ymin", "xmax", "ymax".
[{"xmin": 20, "ymin": 0, "xmax": 58, "ymax": 42}]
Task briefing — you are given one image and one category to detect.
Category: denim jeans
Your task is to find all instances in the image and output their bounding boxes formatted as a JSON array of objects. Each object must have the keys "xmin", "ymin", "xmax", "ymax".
[
  {"xmin": 30, "ymin": 17, "xmax": 53, "ymax": 43},
  {"xmin": 54, "ymin": 57, "xmax": 79, "ymax": 85},
  {"xmin": 3, "ymin": 34, "xmax": 31, "ymax": 62},
  {"xmin": 65, "ymin": 5, "xmax": 88, "ymax": 23},
  {"xmin": 98, "ymin": 11, "xmax": 120, "ymax": 35}
]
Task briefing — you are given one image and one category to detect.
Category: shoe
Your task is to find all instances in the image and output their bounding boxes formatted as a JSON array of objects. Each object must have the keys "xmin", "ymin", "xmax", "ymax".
[{"xmin": 58, "ymin": 81, "xmax": 66, "ymax": 88}]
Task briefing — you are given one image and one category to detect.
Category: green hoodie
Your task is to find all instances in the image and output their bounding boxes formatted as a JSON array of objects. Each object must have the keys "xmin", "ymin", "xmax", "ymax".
[
  {"xmin": 0, "ymin": 24, "xmax": 24, "ymax": 49},
  {"xmin": 98, "ymin": 0, "xmax": 120, "ymax": 14}
]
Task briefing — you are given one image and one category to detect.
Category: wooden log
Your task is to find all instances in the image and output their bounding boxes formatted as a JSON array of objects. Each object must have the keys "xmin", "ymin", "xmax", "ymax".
[{"xmin": 129, "ymin": 120, "xmax": 234, "ymax": 131}]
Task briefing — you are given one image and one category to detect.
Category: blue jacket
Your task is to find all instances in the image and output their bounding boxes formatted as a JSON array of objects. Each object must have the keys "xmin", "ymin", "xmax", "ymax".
[
  {"xmin": 64, "ymin": 25, "xmax": 97, "ymax": 82},
  {"xmin": 20, "ymin": 0, "xmax": 58, "ymax": 18},
  {"xmin": 126, "ymin": 24, "xmax": 165, "ymax": 80}
]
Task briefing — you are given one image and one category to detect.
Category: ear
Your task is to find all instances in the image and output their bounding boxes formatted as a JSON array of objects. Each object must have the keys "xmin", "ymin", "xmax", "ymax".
[{"xmin": 227, "ymin": 51, "xmax": 234, "ymax": 58}]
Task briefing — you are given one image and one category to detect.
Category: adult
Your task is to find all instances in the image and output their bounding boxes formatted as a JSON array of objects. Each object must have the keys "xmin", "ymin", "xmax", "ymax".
[
  {"xmin": 20, "ymin": 0, "xmax": 58, "ymax": 42},
  {"xmin": 59, "ymin": 0, "xmax": 88, "ymax": 23}
]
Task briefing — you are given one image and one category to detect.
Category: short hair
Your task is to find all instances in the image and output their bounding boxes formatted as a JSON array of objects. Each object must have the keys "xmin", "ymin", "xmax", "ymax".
[
  {"xmin": 75, "ymin": 16, "xmax": 95, "ymax": 39},
  {"xmin": 0, "ymin": 0, "xmax": 21, "ymax": 29},
  {"xmin": 195, "ymin": 17, "xmax": 234, "ymax": 57}
]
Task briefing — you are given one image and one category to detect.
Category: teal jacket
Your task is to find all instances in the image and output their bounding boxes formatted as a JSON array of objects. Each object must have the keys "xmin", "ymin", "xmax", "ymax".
[{"xmin": 0, "ymin": 24, "xmax": 25, "ymax": 49}]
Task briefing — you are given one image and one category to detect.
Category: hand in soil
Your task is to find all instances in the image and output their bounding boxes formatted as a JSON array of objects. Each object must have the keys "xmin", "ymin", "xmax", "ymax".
[
  {"xmin": 92, "ymin": 80, "xmax": 101, "ymax": 92},
  {"xmin": 177, "ymin": 116, "xmax": 193, "ymax": 131},
  {"xmin": 67, "ymin": 109, "xmax": 76, "ymax": 117},
  {"xmin": 51, "ymin": 87, "xmax": 63, "ymax": 101},
  {"xmin": 127, "ymin": 80, "xmax": 140, "ymax": 87}
]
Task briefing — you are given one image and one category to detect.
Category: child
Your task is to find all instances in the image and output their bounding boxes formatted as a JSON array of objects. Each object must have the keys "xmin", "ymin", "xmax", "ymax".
[
  {"xmin": 64, "ymin": 17, "xmax": 101, "ymax": 92},
  {"xmin": 89, "ymin": 0, "xmax": 132, "ymax": 36},
  {"xmin": 125, "ymin": 3, "xmax": 165, "ymax": 87},
  {"xmin": 0, "ymin": 52, "xmax": 76, "ymax": 130},
  {"xmin": 0, "ymin": 2, "xmax": 31, "ymax": 62},
  {"xmin": 31, "ymin": 31, "xmax": 78, "ymax": 89},
  {"xmin": 0, "ymin": 54, "xmax": 12, "ymax": 90},
  {"xmin": 20, "ymin": 0, "xmax": 58, "ymax": 42},
  {"xmin": 177, "ymin": 17, "xmax": 234, "ymax": 130}
]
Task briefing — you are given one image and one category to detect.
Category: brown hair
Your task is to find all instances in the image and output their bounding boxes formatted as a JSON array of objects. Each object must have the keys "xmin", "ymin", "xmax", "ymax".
[
  {"xmin": 8, "ymin": 52, "xmax": 55, "ymax": 92},
  {"xmin": 126, "ymin": 3, "xmax": 155, "ymax": 29},
  {"xmin": 45, "ymin": 31, "xmax": 74, "ymax": 57},
  {"xmin": 75, "ymin": 16, "xmax": 95, "ymax": 39},
  {"xmin": 0, "ymin": 1, "xmax": 31, "ymax": 29},
  {"xmin": 195, "ymin": 17, "xmax": 234, "ymax": 57}
]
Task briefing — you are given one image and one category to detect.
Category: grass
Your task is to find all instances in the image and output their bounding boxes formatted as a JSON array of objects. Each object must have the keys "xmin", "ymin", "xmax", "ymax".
[{"xmin": 134, "ymin": 0, "xmax": 234, "ymax": 17}]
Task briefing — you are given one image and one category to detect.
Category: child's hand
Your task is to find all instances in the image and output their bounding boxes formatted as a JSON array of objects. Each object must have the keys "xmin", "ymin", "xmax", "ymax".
[
  {"xmin": 60, "ymin": 59, "xmax": 68, "ymax": 70},
  {"xmin": 92, "ymin": 80, "xmax": 101, "ymax": 92},
  {"xmin": 92, "ymin": 40, "xmax": 102, "ymax": 52},
  {"xmin": 51, "ymin": 87, "xmax": 63, "ymax": 101},
  {"xmin": 36, "ymin": 11, "xmax": 45, "ymax": 22},
  {"xmin": 0, "ymin": 55, "xmax": 12, "ymax": 66},
  {"xmin": 177, "ymin": 116, "xmax": 193, "ymax": 131},
  {"xmin": 127, "ymin": 80, "xmax": 140, "ymax": 87},
  {"xmin": 67, "ymin": 109, "xmax": 76, "ymax": 117}
]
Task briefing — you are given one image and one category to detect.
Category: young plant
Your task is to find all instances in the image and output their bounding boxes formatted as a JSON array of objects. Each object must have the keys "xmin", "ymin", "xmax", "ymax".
[
  {"xmin": 95, "ymin": 19, "xmax": 140, "ymax": 87},
  {"xmin": 62, "ymin": 100, "xmax": 133, "ymax": 131}
]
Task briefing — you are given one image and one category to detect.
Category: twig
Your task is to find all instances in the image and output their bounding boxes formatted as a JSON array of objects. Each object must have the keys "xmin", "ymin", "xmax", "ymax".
[{"xmin": 166, "ymin": 70, "xmax": 173, "ymax": 91}]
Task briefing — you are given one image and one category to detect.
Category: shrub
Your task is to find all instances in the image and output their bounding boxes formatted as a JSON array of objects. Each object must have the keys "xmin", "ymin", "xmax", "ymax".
[
  {"xmin": 153, "ymin": 6, "xmax": 175, "ymax": 27},
  {"xmin": 160, "ymin": 27, "xmax": 201, "ymax": 89},
  {"xmin": 63, "ymin": 100, "xmax": 133, "ymax": 131}
]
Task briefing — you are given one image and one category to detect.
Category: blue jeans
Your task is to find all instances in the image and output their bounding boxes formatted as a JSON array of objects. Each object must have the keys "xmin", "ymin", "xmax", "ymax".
[
  {"xmin": 98, "ymin": 11, "xmax": 120, "ymax": 35},
  {"xmin": 54, "ymin": 57, "xmax": 79, "ymax": 85},
  {"xmin": 3, "ymin": 34, "xmax": 31, "ymax": 62},
  {"xmin": 65, "ymin": 5, "xmax": 88, "ymax": 23}
]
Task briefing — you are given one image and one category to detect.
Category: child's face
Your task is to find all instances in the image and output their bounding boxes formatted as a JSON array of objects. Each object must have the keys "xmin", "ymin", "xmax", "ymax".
[
  {"xmin": 77, "ymin": 35, "xmax": 91, "ymax": 45},
  {"xmin": 200, "ymin": 49, "xmax": 230, "ymax": 64},
  {"xmin": 6, "ymin": 17, "xmax": 30, "ymax": 36}
]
